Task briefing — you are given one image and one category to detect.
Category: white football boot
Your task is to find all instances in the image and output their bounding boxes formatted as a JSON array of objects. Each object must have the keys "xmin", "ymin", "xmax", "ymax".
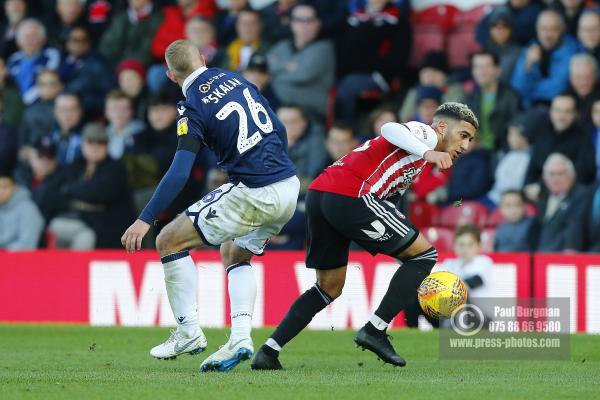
[
  {"xmin": 200, "ymin": 337, "xmax": 254, "ymax": 372},
  {"xmin": 150, "ymin": 328, "xmax": 207, "ymax": 360}
]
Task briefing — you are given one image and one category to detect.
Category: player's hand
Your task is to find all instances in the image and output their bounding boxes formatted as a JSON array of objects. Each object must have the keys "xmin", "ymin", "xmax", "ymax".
[
  {"xmin": 423, "ymin": 150, "xmax": 453, "ymax": 170},
  {"xmin": 121, "ymin": 219, "xmax": 151, "ymax": 253}
]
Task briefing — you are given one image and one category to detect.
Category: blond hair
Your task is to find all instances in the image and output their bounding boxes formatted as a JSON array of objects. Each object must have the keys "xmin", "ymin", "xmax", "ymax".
[{"xmin": 165, "ymin": 40, "xmax": 201, "ymax": 78}]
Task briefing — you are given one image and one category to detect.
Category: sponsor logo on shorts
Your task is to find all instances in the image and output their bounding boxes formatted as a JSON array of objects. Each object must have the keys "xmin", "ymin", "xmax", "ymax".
[{"xmin": 361, "ymin": 220, "xmax": 392, "ymax": 241}]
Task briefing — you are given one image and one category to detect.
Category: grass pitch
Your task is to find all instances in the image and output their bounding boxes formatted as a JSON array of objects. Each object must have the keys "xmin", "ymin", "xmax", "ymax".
[{"xmin": 1, "ymin": 325, "xmax": 599, "ymax": 400}]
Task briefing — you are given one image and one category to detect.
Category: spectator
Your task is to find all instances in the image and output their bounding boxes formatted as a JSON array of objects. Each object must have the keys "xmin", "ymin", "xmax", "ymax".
[
  {"xmin": 151, "ymin": 0, "xmax": 216, "ymax": 62},
  {"xmin": 569, "ymin": 181, "xmax": 600, "ymax": 252},
  {"xmin": 335, "ymin": 0, "xmax": 411, "ymax": 124},
  {"xmin": 550, "ymin": 0, "xmax": 586, "ymax": 36},
  {"xmin": 365, "ymin": 104, "xmax": 398, "ymax": 139},
  {"xmin": 86, "ymin": 0, "xmax": 115, "ymax": 44},
  {"xmin": 117, "ymin": 58, "xmax": 149, "ymax": 119},
  {"xmin": 260, "ymin": 0, "xmax": 297, "ymax": 44},
  {"xmin": 445, "ymin": 138, "xmax": 494, "ymax": 204},
  {"xmin": 148, "ymin": 16, "xmax": 220, "ymax": 92},
  {"xmin": 243, "ymin": 53, "xmax": 280, "ymax": 110},
  {"xmin": 7, "ymin": 18, "xmax": 60, "ymax": 105},
  {"xmin": 18, "ymin": 69, "xmax": 63, "ymax": 151},
  {"xmin": 476, "ymin": 0, "xmax": 543, "ymax": 47},
  {"xmin": 477, "ymin": 6, "xmax": 522, "ymax": 85},
  {"xmin": 302, "ymin": 0, "xmax": 346, "ymax": 38},
  {"xmin": 0, "ymin": 171, "xmax": 44, "ymax": 250},
  {"xmin": 185, "ymin": 16, "xmax": 220, "ymax": 66},
  {"xmin": 565, "ymin": 53, "xmax": 600, "ymax": 129},
  {"xmin": 434, "ymin": 224, "xmax": 494, "ymax": 322},
  {"xmin": 277, "ymin": 104, "xmax": 327, "ymax": 188},
  {"xmin": 98, "ymin": 0, "xmax": 163, "ymax": 67},
  {"xmin": 466, "ymin": 51, "xmax": 521, "ymax": 151},
  {"xmin": 222, "ymin": 8, "xmax": 268, "ymax": 72},
  {"xmin": 50, "ymin": 123, "xmax": 134, "ymax": 249},
  {"xmin": 49, "ymin": 92, "xmax": 84, "ymax": 166},
  {"xmin": 59, "ymin": 26, "xmax": 114, "ymax": 117},
  {"xmin": 0, "ymin": 0, "xmax": 27, "ymax": 58},
  {"xmin": 323, "ymin": 122, "xmax": 358, "ymax": 169},
  {"xmin": 533, "ymin": 153, "xmax": 586, "ymax": 252},
  {"xmin": 267, "ymin": 3, "xmax": 335, "ymax": 121},
  {"xmin": 494, "ymin": 190, "xmax": 535, "ymax": 252},
  {"xmin": 0, "ymin": 98, "xmax": 18, "ymax": 173},
  {"xmin": 590, "ymin": 97, "xmax": 600, "ymax": 179},
  {"xmin": 411, "ymin": 86, "xmax": 442, "ymax": 125},
  {"xmin": 45, "ymin": 0, "xmax": 87, "ymax": 51},
  {"xmin": 576, "ymin": 9, "xmax": 600, "ymax": 64},
  {"xmin": 511, "ymin": 9, "xmax": 579, "ymax": 107},
  {"xmin": 487, "ymin": 114, "xmax": 532, "ymax": 205},
  {"xmin": 104, "ymin": 89, "xmax": 145, "ymax": 160},
  {"xmin": 0, "ymin": 57, "xmax": 24, "ymax": 127},
  {"xmin": 18, "ymin": 136, "xmax": 70, "ymax": 224},
  {"xmin": 214, "ymin": 0, "xmax": 249, "ymax": 47},
  {"xmin": 400, "ymin": 51, "xmax": 465, "ymax": 122},
  {"xmin": 524, "ymin": 94, "xmax": 596, "ymax": 200}
]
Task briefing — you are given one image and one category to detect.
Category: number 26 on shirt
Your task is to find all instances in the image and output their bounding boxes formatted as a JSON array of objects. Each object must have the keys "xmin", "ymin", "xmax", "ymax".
[{"xmin": 216, "ymin": 88, "xmax": 273, "ymax": 154}]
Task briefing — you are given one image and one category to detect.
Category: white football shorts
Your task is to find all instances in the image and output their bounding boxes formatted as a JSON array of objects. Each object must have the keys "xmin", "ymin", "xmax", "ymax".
[{"xmin": 185, "ymin": 175, "xmax": 300, "ymax": 255}]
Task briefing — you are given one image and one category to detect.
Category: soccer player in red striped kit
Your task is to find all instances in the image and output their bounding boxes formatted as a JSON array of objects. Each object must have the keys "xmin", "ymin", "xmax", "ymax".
[{"xmin": 252, "ymin": 102, "xmax": 478, "ymax": 369}]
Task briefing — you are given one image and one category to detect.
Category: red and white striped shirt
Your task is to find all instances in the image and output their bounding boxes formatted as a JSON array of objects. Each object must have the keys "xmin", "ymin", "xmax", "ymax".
[{"xmin": 310, "ymin": 121, "xmax": 438, "ymax": 200}]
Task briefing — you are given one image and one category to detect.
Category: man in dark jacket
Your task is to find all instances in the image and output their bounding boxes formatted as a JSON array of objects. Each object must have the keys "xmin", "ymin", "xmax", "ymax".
[
  {"xmin": 51, "ymin": 123, "xmax": 134, "ymax": 249},
  {"xmin": 466, "ymin": 50, "xmax": 521, "ymax": 151},
  {"xmin": 524, "ymin": 94, "xmax": 596, "ymax": 200},
  {"xmin": 59, "ymin": 26, "xmax": 114, "ymax": 117},
  {"xmin": 533, "ymin": 153, "xmax": 587, "ymax": 252},
  {"xmin": 569, "ymin": 181, "xmax": 600, "ymax": 252}
]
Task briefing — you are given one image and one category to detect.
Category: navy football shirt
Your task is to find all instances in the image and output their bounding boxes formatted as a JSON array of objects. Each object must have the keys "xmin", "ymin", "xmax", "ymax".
[{"xmin": 177, "ymin": 67, "xmax": 296, "ymax": 187}]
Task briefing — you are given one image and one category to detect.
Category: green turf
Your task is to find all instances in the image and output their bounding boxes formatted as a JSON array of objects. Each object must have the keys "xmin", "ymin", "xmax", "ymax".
[{"xmin": 0, "ymin": 325, "xmax": 599, "ymax": 400}]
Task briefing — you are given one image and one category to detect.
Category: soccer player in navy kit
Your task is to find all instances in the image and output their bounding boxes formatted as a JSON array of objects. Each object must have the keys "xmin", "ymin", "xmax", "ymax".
[{"xmin": 121, "ymin": 40, "xmax": 299, "ymax": 372}]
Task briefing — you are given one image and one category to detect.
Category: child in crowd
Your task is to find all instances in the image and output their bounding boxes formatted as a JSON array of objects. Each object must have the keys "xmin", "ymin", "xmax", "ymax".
[
  {"xmin": 494, "ymin": 190, "xmax": 535, "ymax": 252},
  {"xmin": 486, "ymin": 114, "xmax": 532, "ymax": 206}
]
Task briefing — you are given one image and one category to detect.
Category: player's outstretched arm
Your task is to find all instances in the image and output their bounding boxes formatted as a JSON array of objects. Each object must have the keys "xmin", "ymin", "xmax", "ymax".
[
  {"xmin": 380, "ymin": 122, "xmax": 452, "ymax": 169},
  {"xmin": 121, "ymin": 150, "xmax": 196, "ymax": 253}
]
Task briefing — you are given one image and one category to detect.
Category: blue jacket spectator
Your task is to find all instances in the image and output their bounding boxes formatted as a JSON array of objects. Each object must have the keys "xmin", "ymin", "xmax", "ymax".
[
  {"xmin": 7, "ymin": 18, "xmax": 60, "ymax": 105},
  {"xmin": 59, "ymin": 26, "xmax": 114, "ymax": 115},
  {"xmin": 511, "ymin": 10, "xmax": 578, "ymax": 107}
]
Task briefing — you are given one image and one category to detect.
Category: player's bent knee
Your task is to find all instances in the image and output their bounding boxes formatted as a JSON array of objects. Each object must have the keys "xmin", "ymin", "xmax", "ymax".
[
  {"xmin": 156, "ymin": 226, "xmax": 181, "ymax": 257},
  {"xmin": 316, "ymin": 278, "xmax": 345, "ymax": 300}
]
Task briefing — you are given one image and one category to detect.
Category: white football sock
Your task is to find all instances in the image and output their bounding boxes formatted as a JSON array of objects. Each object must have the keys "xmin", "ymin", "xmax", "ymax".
[
  {"xmin": 265, "ymin": 338, "xmax": 282, "ymax": 352},
  {"xmin": 161, "ymin": 251, "xmax": 199, "ymax": 337},
  {"xmin": 369, "ymin": 314, "xmax": 389, "ymax": 331},
  {"xmin": 227, "ymin": 262, "xmax": 256, "ymax": 342}
]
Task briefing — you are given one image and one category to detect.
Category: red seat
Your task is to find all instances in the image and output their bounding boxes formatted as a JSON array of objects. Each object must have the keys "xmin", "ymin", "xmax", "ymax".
[
  {"xmin": 452, "ymin": 4, "xmax": 493, "ymax": 27},
  {"xmin": 45, "ymin": 228, "xmax": 57, "ymax": 249},
  {"xmin": 409, "ymin": 25, "xmax": 446, "ymax": 68},
  {"xmin": 411, "ymin": 5, "xmax": 458, "ymax": 32},
  {"xmin": 409, "ymin": 201, "xmax": 441, "ymax": 230},
  {"xmin": 422, "ymin": 226, "xmax": 454, "ymax": 253},
  {"xmin": 438, "ymin": 201, "xmax": 489, "ymax": 228},
  {"xmin": 480, "ymin": 228, "xmax": 496, "ymax": 253},
  {"xmin": 447, "ymin": 28, "xmax": 481, "ymax": 68}
]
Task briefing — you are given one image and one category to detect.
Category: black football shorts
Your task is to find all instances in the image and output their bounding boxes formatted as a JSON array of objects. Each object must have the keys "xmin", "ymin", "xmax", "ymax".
[{"xmin": 305, "ymin": 190, "xmax": 419, "ymax": 269}]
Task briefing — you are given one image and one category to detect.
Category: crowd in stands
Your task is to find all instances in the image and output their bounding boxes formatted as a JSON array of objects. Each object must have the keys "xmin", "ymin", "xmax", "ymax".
[{"xmin": 0, "ymin": 0, "xmax": 600, "ymax": 254}]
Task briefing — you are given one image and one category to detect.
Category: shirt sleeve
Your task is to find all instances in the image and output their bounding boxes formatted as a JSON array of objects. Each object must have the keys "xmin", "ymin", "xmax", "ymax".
[{"xmin": 380, "ymin": 121, "xmax": 438, "ymax": 158}]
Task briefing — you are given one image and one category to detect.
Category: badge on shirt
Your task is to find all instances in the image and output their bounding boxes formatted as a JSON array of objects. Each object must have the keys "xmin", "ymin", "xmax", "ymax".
[{"xmin": 177, "ymin": 117, "xmax": 188, "ymax": 136}]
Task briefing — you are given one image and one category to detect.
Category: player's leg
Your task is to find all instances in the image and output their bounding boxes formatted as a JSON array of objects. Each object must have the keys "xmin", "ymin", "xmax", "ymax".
[
  {"xmin": 252, "ymin": 190, "xmax": 351, "ymax": 370},
  {"xmin": 150, "ymin": 213, "xmax": 207, "ymax": 359},
  {"xmin": 351, "ymin": 195, "xmax": 437, "ymax": 365},
  {"xmin": 199, "ymin": 241, "xmax": 256, "ymax": 372},
  {"xmin": 201, "ymin": 176, "xmax": 300, "ymax": 372}
]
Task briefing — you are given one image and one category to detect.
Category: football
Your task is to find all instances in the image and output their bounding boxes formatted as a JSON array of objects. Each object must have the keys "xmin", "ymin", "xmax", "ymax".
[{"xmin": 417, "ymin": 271, "xmax": 468, "ymax": 319}]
